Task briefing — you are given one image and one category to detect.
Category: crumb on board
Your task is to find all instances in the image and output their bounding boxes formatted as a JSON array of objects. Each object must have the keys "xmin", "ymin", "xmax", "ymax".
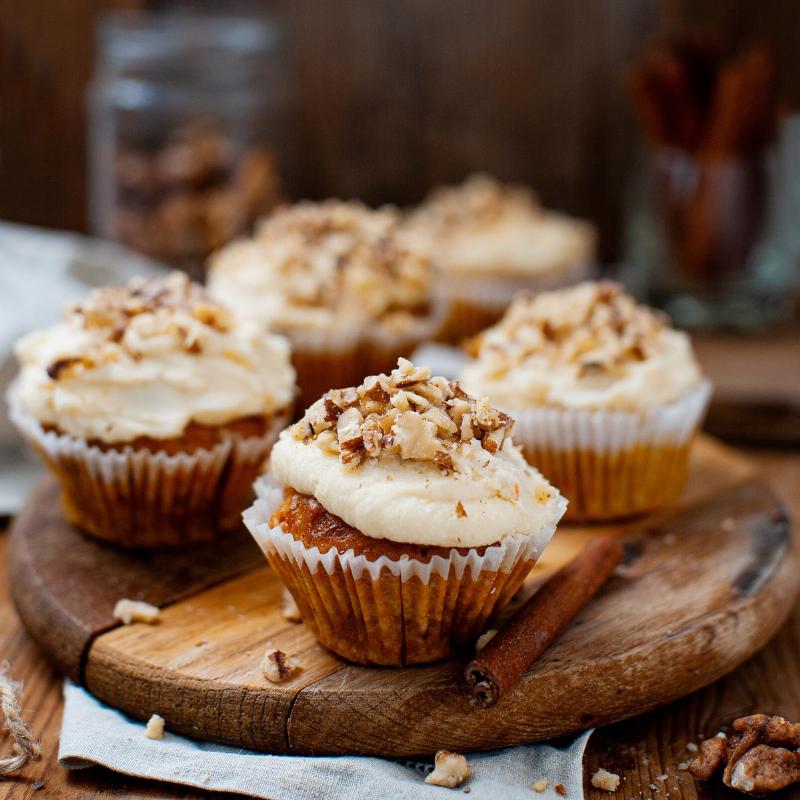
[
  {"xmin": 145, "ymin": 714, "xmax": 165, "ymax": 740},
  {"xmin": 656, "ymin": 774, "xmax": 667, "ymax": 782},
  {"xmin": 113, "ymin": 598, "xmax": 160, "ymax": 625},
  {"xmin": 425, "ymin": 750, "xmax": 472, "ymax": 788},
  {"xmin": 532, "ymin": 778, "xmax": 549, "ymax": 792},
  {"xmin": 475, "ymin": 629, "xmax": 498, "ymax": 653},
  {"xmin": 262, "ymin": 646, "xmax": 300, "ymax": 683},
  {"xmin": 281, "ymin": 588, "xmax": 302, "ymax": 623},
  {"xmin": 677, "ymin": 762, "xmax": 688, "ymax": 770},
  {"xmin": 591, "ymin": 769, "xmax": 620, "ymax": 792}
]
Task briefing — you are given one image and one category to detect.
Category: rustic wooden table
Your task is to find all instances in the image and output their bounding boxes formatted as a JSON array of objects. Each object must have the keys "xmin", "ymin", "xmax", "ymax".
[{"xmin": 1, "ymin": 333, "xmax": 799, "ymax": 799}]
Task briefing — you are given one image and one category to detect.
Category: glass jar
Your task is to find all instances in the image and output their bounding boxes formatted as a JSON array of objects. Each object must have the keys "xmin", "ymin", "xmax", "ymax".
[{"xmin": 88, "ymin": 11, "xmax": 288, "ymax": 278}]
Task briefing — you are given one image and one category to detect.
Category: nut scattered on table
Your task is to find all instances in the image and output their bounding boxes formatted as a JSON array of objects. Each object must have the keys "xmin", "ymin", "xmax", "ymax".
[
  {"xmin": 145, "ymin": 713, "xmax": 165, "ymax": 740},
  {"xmin": 475, "ymin": 629, "xmax": 497, "ymax": 653},
  {"xmin": 689, "ymin": 714, "xmax": 800, "ymax": 794},
  {"xmin": 591, "ymin": 768, "xmax": 621, "ymax": 792},
  {"xmin": 281, "ymin": 588, "xmax": 302, "ymax": 623},
  {"xmin": 262, "ymin": 646, "xmax": 300, "ymax": 683},
  {"xmin": 113, "ymin": 599, "xmax": 160, "ymax": 625},
  {"xmin": 424, "ymin": 750, "xmax": 472, "ymax": 788}
]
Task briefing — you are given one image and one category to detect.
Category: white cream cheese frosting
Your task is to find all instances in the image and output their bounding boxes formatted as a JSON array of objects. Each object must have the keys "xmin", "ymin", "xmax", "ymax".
[
  {"xmin": 13, "ymin": 272, "xmax": 296, "ymax": 442},
  {"xmin": 208, "ymin": 200, "xmax": 434, "ymax": 334},
  {"xmin": 460, "ymin": 281, "xmax": 704, "ymax": 412},
  {"xmin": 406, "ymin": 174, "xmax": 595, "ymax": 277},
  {"xmin": 270, "ymin": 358, "xmax": 566, "ymax": 548}
]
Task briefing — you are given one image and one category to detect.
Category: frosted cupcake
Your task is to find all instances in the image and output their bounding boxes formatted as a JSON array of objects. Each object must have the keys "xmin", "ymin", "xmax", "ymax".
[
  {"xmin": 9, "ymin": 272, "xmax": 295, "ymax": 547},
  {"xmin": 244, "ymin": 358, "xmax": 566, "ymax": 665},
  {"xmin": 208, "ymin": 201, "xmax": 440, "ymax": 412},
  {"xmin": 406, "ymin": 174, "xmax": 595, "ymax": 342},
  {"xmin": 460, "ymin": 281, "xmax": 712, "ymax": 521}
]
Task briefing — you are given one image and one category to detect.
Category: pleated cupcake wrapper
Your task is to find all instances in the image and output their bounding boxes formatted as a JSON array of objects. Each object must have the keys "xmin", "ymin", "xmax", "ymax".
[
  {"xmin": 8, "ymin": 386, "xmax": 287, "ymax": 546},
  {"xmin": 286, "ymin": 303, "xmax": 445, "ymax": 412},
  {"xmin": 437, "ymin": 259, "xmax": 593, "ymax": 343},
  {"xmin": 510, "ymin": 381, "xmax": 713, "ymax": 520},
  {"xmin": 243, "ymin": 478, "xmax": 562, "ymax": 665}
]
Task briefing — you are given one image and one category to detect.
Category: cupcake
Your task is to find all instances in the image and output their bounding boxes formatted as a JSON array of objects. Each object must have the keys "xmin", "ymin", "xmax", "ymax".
[
  {"xmin": 9, "ymin": 272, "xmax": 295, "ymax": 547},
  {"xmin": 208, "ymin": 201, "xmax": 441, "ymax": 412},
  {"xmin": 460, "ymin": 281, "xmax": 712, "ymax": 521},
  {"xmin": 243, "ymin": 357, "xmax": 566, "ymax": 666},
  {"xmin": 406, "ymin": 174, "xmax": 596, "ymax": 343}
]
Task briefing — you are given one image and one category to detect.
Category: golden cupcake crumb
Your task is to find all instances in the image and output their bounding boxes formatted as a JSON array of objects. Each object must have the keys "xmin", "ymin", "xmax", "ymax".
[
  {"xmin": 113, "ymin": 599, "xmax": 160, "ymax": 625},
  {"xmin": 144, "ymin": 714, "xmax": 165, "ymax": 740},
  {"xmin": 425, "ymin": 750, "xmax": 472, "ymax": 788}
]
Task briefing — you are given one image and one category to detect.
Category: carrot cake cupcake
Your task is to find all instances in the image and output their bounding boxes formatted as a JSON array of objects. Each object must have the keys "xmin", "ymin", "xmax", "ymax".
[
  {"xmin": 459, "ymin": 281, "xmax": 712, "ymax": 521},
  {"xmin": 244, "ymin": 357, "xmax": 566, "ymax": 665},
  {"xmin": 9, "ymin": 271, "xmax": 295, "ymax": 547},
  {"xmin": 208, "ymin": 200, "xmax": 441, "ymax": 412},
  {"xmin": 406, "ymin": 174, "xmax": 596, "ymax": 342}
]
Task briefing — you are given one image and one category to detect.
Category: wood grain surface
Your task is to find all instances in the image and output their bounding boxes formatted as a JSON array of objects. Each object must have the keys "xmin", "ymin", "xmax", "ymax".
[
  {"xmin": 7, "ymin": 436, "xmax": 798, "ymax": 760},
  {"xmin": 6, "ymin": 477, "xmax": 263, "ymax": 682},
  {"xmin": 0, "ymin": 445, "xmax": 799, "ymax": 797}
]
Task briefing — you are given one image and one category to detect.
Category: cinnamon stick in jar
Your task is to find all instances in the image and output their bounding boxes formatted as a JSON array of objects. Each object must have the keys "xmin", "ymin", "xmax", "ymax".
[{"xmin": 465, "ymin": 536, "xmax": 624, "ymax": 709}]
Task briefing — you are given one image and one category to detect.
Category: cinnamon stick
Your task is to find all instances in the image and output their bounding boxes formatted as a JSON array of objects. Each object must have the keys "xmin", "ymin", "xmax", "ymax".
[{"xmin": 465, "ymin": 536, "xmax": 624, "ymax": 709}]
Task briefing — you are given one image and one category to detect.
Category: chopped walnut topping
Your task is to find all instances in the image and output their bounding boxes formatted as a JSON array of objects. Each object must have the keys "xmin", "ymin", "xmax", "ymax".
[
  {"xmin": 144, "ymin": 714, "xmax": 165, "ymax": 740},
  {"xmin": 292, "ymin": 358, "xmax": 515, "ymax": 473},
  {"xmin": 469, "ymin": 281, "xmax": 669, "ymax": 381},
  {"xmin": 113, "ymin": 599, "xmax": 160, "ymax": 625},
  {"xmin": 424, "ymin": 750, "xmax": 472, "ymax": 788},
  {"xmin": 455, "ymin": 501, "xmax": 468, "ymax": 519},
  {"xmin": 591, "ymin": 768, "xmax": 620, "ymax": 792},
  {"xmin": 262, "ymin": 646, "xmax": 300, "ymax": 683},
  {"xmin": 689, "ymin": 715, "xmax": 800, "ymax": 794}
]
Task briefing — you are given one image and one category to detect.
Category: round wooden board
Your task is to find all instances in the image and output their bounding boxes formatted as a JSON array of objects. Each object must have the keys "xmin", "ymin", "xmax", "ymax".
[{"xmin": 8, "ymin": 436, "xmax": 800, "ymax": 757}]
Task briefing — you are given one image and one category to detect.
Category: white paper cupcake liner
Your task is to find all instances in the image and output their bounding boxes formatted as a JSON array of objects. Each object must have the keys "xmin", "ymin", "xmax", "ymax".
[
  {"xmin": 510, "ymin": 380, "xmax": 712, "ymax": 453},
  {"xmin": 244, "ymin": 477, "xmax": 556, "ymax": 583},
  {"xmin": 243, "ymin": 477, "xmax": 563, "ymax": 664},
  {"xmin": 8, "ymin": 384, "xmax": 288, "ymax": 546}
]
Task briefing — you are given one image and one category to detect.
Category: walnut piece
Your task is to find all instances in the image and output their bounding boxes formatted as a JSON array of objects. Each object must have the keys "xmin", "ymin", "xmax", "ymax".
[
  {"xmin": 144, "ymin": 714, "xmax": 165, "ymax": 740},
  {"xmin": 281, "ymin": 588, "xmax": 302, "ymax": 623},
  {"xmin": 591, "ymin": 768, "xmax": 620, "ymax": 792},
  {"xmin": 113, "ymin": 599, "xmax": 160, "ymax": 625},
  {"xmin": 424, "ymin": 750, "xmax": 472, "ymax": 788},
  {"xmin": 689, "ymin": 714, "xmax": 800, "ymax": 794},
  {"xmin": 262, "ymin": 646, "xmax": 300, "ymax": 683},
  {"xmin": 293, "ymin": 358, "xmax": 515, "ymax": 474}
]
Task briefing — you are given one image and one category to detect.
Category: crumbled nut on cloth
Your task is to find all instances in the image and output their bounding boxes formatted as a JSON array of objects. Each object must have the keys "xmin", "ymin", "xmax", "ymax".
[
  {"xmin": 689, "ymin": 714, "xmax": 800, "ymax": 794},
  {"xmin": 294, "ymin": 358, "xmax": 514, "ymax": 473},
  {"xmin": 113, "ymin": 599, "xmax": 160, "ymax": 625},
  {"xmin": 591, "ymin": 768, "xmax": 621, "ymax": 792},
  {"xmin": 531, "ymin": 778, "xmax": 549, "ymax": 792},
  {"xmin": 424, "ymin": 750, "xmax": 472, "ymax": 788},
  {"xmin": 262, "ymin": 647, "xmax": 300, "ymax": 683},
  {"xmin": 144, "ymin": 714, "xmax": 165, "ymax": 740}
]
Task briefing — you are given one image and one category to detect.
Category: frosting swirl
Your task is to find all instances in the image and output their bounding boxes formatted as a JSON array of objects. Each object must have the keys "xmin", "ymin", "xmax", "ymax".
[
  {"xmin": 460, "ymin": 281, "xmax": 704, "ymax": 411},
  {"xmin": 406, "ymin": 174, "xmax": 595, "ymax": 277},
  {"xmin": 13, "ymin": 272, "xmax": 295, "ymax": 442},
  {"xmin": 208, "ymin": 201, "xmax": 434, "ymax": 334},
  {"xmin": 270, "ymin": 358, "xmax": 566, "ymax": 547}
]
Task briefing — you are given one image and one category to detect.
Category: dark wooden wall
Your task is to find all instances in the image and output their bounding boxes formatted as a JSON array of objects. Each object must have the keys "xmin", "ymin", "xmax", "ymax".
[{"xmin": 1, "ymin": 1, "xmax": 799, "ymax": 260}]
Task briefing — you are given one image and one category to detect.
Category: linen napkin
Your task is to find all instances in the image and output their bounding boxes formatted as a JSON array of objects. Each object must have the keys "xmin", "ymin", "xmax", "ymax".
[{"xmin": 59, "ymin": 682, "xmax": 593, "ymax": 800}]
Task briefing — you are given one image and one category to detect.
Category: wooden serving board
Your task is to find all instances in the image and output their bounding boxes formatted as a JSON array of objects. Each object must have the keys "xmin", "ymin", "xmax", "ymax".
[{"xmin": 7, "ymin": 436, "xmax": 799, "ymax": 757}]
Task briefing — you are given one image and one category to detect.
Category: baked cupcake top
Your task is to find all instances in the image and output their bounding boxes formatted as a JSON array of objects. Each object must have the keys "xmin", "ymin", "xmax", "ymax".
[
  {"xmin": 208, "ymin": 201, "xmax": 434, "ymax": 335},
  {"xmin": 269, "ymin": 358, "xmax": 566, "ymax": 548},
  {"xmin": 13, "ymin": 272, "xmax": 295, "ymax": 443},
  {"xmin": 460, "ymin": 281, "xmax": 704, "ymax": 411},
  {"xmin": 405, "ymin": 174, "xmax": 594, "ymax": 277}
]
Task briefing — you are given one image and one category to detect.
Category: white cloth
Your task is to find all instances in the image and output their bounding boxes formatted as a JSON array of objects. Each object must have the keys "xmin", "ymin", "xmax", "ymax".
[{"xmin": 59, "ymin": 681, "xmax": 593, "ymax": 800}]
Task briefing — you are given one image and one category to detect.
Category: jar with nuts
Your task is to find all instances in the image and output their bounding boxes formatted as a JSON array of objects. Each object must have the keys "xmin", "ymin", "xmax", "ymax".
[{"xmin": 88, "ymin": 11, "xmax": 287, "ymax": 278}]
